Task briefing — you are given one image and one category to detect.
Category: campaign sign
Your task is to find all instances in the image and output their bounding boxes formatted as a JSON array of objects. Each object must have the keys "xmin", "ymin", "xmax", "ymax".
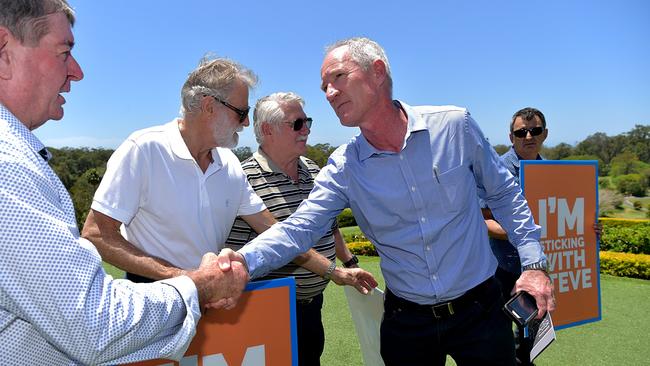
[
  {"xmin": 126, "ymin": 277, "xmax": 297, "ymax": 366},
  {"xmin": 520, "ymin": 160, "xmax": 601, "ymax": 329}
]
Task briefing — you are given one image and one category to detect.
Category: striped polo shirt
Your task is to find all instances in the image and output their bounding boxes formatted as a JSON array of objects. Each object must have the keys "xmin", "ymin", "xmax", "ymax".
[{"xmin": 225, "ymin": 150, "xmax": 336, "ymax": 300}]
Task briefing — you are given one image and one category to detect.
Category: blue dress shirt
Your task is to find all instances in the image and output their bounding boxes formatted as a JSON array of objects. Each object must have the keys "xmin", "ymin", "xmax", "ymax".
[
  {"xmin": 482, "ymin": 146, "xmax": 544, "ymax": 274},
  {"xmin": 240, "ymin": 102, "xmax": 545, "ymax": 305},
  {"xmin": 1, "ymin": 105, "xmax": 200, "ymax": 365}
]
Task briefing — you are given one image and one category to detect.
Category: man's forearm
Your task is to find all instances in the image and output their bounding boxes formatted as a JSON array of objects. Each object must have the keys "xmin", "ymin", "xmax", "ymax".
[{"xmin": 82, "ymin": 210, "xmax": 184, "ymax": 280}]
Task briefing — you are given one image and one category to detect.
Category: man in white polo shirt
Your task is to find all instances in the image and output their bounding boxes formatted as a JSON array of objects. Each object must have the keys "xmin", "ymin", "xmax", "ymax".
[
  {"xmin": 82, "ymin": 57, "xmax": 269, "ymax": 281},
  {"xmin": 83, "ymin": 57, "xmax": 374, "ymax": 291}
]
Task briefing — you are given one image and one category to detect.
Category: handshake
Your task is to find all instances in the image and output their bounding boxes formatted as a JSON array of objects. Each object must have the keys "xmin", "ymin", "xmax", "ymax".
[{"xmin": 186, "ymin": 249, "xmax": 378, "ymax": 310}]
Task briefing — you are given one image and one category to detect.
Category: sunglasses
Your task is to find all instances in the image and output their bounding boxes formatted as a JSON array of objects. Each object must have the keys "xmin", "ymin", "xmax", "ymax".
[
  {"xmin": 284, "ymin": 117, "xmax": 313, "ymax": 131},
  {"xmin": 212, "ymin": 96, "xmax": 250, "ymax": 123},
  {"xmin": 512, "ymin": 126, "xmax": 544, "ymax": 138}
]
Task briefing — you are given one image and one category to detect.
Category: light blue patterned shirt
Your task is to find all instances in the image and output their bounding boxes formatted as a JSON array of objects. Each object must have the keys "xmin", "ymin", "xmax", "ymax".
[
  {"xmin": 240, "ymin": 102, "xmax": 545, "ymax": 305},
  {"xmin": 0, "ymin": 104, "xmax": 201, "ymax": 365}
]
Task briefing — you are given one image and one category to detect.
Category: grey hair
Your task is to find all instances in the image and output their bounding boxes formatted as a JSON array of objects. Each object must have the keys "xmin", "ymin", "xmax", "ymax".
[
  {"xmin": 0, "ymin": 0, "xmax": 75, "ymax": 46},
  {"xmin": 253, "ymin": 92, "xmax": 305, "ymax": 145},
  {"xmin": 180, "ymin": 55, "xmax": 258, "ymax": 117},
  {"xmin": 325, "ymin": 37, "xmax": 392, "ymax": 93}
]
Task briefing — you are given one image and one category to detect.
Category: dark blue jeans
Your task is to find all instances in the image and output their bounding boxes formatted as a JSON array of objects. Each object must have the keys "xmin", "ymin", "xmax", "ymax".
[{"xmin": 380, "ymin": 278, "xmax": 515, "ymax": 366}]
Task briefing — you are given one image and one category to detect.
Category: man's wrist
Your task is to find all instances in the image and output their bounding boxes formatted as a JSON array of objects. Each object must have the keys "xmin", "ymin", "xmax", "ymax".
[
  {"xmin": 342, "ymin": 254, "xmax": 359, "ymax": 268},
  {"xmin": 522, "ymin": 261, "xmax": 548, "ymax": 273},
  {"xmin": 322, "ymin": 261, "xmax": 337, "ymax": 280}
]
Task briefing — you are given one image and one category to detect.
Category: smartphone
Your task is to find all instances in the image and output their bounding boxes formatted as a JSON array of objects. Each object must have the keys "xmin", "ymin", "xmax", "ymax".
[{"xmin": 503, "ymin": 291, "xmax": 538, "ymax": 327}]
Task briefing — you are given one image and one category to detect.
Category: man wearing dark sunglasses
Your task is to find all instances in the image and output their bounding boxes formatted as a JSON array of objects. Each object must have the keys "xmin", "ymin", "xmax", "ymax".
[
  {"xmin": 225, "ymin": 92, "xmax": 375, "ymax": 366},
  {"xmin": 82, "ymin": 57, "xmax": 275, "ymax": 288},
  {"xmin": 481, "ymin": 107, "xmax": 600, "ymax": 365},
  {"xmin": 481, "ymin": 107, "xmax": 547, "ymax": 365}
]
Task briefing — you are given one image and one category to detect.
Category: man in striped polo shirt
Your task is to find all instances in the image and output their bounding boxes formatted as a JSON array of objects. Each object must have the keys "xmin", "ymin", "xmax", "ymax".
[{"xmin": 226, "ymin": 92, "xmax": 367, "ymax": 366}]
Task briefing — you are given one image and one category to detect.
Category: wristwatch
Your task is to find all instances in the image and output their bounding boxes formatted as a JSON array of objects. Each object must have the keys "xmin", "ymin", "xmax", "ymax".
[
  {"xmin": 343, "ymin": 254, "xmax": 359, "ymax": 268},
  {"xmin": 323, "ymin": 261, "xmax": 337, "ymax": 280},
  {"xmin": 522, "ymin": 261, "xmax": 548, "ymax": 273}
]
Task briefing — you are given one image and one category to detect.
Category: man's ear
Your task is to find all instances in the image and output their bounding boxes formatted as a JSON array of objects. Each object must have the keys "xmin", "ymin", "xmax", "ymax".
[
  {"xmin": 261, "ymin": 121, "xmax": 274, "ymax": 136},
  {"xmin": 200, "ymin": 95, "xmax": 214, "ymax": 114},
  {"xmin": 372, "ymin": 59, "xmax": 388, "ymax": 86},
  {"xmin": 0, "ymin": 27, "xmax": 13, "ymax": 80}
]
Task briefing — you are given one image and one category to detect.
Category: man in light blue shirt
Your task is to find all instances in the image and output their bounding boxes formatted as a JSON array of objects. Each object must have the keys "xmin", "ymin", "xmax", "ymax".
[
  {"xmin": 218, "ymin": 37, "xmax": 555, "ymax": 365},
  {"xmin": 0, "ymin": 1, "xmax": 247, "ymax": 364}
]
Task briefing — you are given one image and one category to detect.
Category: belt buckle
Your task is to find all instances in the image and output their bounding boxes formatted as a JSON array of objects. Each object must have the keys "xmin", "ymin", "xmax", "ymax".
[{"xmin": 431, "ymin": 302, "xmax": 454, "ymax": 319}]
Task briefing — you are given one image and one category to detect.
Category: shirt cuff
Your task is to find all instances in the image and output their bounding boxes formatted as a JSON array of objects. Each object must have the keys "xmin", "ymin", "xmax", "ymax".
[
  {"xmin": 516, "ymin": 241, "xmax": 547, "ymax": 267},
  {"xmin": 158, "ymin": 275, "xmax": 202, "ymax": 359}
]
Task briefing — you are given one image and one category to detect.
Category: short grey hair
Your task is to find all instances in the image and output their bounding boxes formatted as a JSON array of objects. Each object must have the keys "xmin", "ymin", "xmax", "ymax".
[
  {"xmin": 180, "ymin": 56, "xmax": 258, "ymax": 117},
  {"xmin": 325, "ymin": 37, "xmax": 392, "ymax": 93},
  {"xmin": 253, "ymin": 92, "xmax": 305, "ymax": 145},
  {"xmin": 0, "ymin": 0, "xmax": 75, "ymax": 46}
]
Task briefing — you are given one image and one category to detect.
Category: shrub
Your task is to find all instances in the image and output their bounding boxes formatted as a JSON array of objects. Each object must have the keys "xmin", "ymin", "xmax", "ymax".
[
  {"xmin": 599, "ymin": 220, "xmax": 650, "ymax": 254},
  {"xmin": 616, "ymin": 174, "xmax": 647, "ymax": 197},
  {"xmin": 600, "ymin": 251, "xmax": 650, "ymax": 280},
  {"xmin": 337, "ymin": 208, "xmax": 357, "ymax": 228},
  {"xmin": 633, "ymin": 200, "xmax": 643, "ymax": 210},
  {"xmin": 600, "ymin": 217, "xmax": 650, "ymax": 228},
  {"xmin": 598, "ymin": 177, "xmax": 611, "ymax": 189},
  {"xmin": 599, "ymin": 189, "xmax": 624, "ymax": 216},
  {"xmin": 347, "ymin": 241, "xmax": 378, "ymax": 256}
]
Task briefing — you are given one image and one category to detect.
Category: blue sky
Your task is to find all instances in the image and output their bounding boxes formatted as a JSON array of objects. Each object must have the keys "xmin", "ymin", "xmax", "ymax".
[{"xmin": 38, "ymin": 0, "xmax": 649, "ymax": 150}]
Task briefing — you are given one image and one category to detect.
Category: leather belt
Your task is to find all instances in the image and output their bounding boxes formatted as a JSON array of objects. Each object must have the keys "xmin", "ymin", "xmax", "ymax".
[{"xmin": 386, "ymin": 276, "xmax": 498, "ymax": 319}]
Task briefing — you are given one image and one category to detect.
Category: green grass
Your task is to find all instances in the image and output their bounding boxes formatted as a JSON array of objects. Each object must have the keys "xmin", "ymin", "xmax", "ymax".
[
  {"xmin": 604, "ymin": 195, "xmax": 650, "ymax": 220},
  {"xmin": 102, "ymin": 258, "xmax": 650, "ymax": 365},
  {"xmin": 321, "ymin": 257, "xmax": 650, "ymax": 366}
]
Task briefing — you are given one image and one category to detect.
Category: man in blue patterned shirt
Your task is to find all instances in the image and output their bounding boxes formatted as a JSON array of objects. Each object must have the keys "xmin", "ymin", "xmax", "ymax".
[
  {"xmin": 0, "ymin": 1, "xmax": 247, "ymax": 364},
  {"xmin": 482, "ymin": 107, "xmax": 601, "ymax": 365},
  {"xmin": 218, "ymin": 37, "xmax": 556, "ymax": 365}
]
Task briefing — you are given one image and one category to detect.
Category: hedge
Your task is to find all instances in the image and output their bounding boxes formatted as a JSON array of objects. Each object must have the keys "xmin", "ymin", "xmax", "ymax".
[
  {"xmin": 347, "ymin": 241, "xmax": 377, "ymax": 256},
  {"xmin": 600, "ymin": 251, "xmax": 650, "ymax": 280},
  {"xmin": 599, "ymin": 218, "xmax": 650, "ymax": 254},
  {"xmin": 337, "ymin": 208, "xmax": 357, "ymax": 228},
  {"xmin": 347, "ymin": 243, "xmax": 650, "ymax": 280}
]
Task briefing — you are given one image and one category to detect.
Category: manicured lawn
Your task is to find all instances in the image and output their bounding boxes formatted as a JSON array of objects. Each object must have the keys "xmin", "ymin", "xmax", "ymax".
[
  {"xmin": 102, "ymin": 258, "xmax": 649, "ymax": 365},
  {"xmin": 322, "ymin": 257, "xmax": 650, "ymax": 365}
]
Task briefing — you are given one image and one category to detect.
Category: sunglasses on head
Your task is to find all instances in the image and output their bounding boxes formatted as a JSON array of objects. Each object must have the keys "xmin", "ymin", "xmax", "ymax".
[
  {"xmin": 211, "ymin": 96, "xmax": 250, "ymax": 123},
  {"xmin": 512, "ymin": 126, "xmax": 544, "ymax": 138},
  {"xmin": 285, "ymin": 117, "xmax": 313, "ymax": 131}
]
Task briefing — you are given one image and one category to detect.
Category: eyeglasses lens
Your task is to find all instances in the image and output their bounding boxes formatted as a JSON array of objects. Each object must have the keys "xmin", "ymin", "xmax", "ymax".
[
  {"xmin": 292, "ymin": 118, "xmax": 313, "ymax": 131},
  {"xmin": 513, "ymin": 127, "xmax": 543, "ymax": 138}
]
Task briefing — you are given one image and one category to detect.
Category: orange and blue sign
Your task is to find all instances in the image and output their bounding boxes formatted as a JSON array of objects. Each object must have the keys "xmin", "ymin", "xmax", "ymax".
[
  {"xmin": 520, "ymin": 160, "xmax": 601, "ymax": 329},
  {"xmin": 126, "ymin": 277, "xmax": 297, "ymax": 366}
]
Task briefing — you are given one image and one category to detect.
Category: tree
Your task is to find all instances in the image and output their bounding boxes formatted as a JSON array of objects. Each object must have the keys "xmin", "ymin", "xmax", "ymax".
[
  {"xmin": 70, "ymin": 168, "xmax": 103, "ymax": 228},
  {"xmin": 609, "ymin": 152, "xmax": 649, "ymax": 176},
  {"xmin": 624, "ymin": 124, "xmax": 650, "ymax": 163},
  {"xmin": 574, "ymin": 132, "xmax": 625, "ymax": 165},
  {"xmin": 492, "ymin": 144, "xmax": 509, "ymax": 155},
  {"xmin": 232, "ymin": 146, "xmax": 252, "ymax": 162},
  {"xmin": 306, "ymin": 143, "xmax": 337, "ymax": 167},
  {"xmin": 616, "ymin": 174, "xmax": 647, "ymax": 197},
  {"xmin": 542, "ymin": 143, "xmax": 574, "ymax": 160}
]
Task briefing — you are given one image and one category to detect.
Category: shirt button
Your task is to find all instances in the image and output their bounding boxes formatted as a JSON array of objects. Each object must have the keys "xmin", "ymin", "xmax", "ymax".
[
  {"xmin": 421, "ymin": 217, "xmax": 426, "ymax": 223},
  {"xmin": 426, "ymin": 246, "xmax": 430, "ymax": 251},
  {"xmin": 400, "ymin": 155, "xmax": 404, "ymax": 160},
  {"xmin": 431, "ymin": 274, "xmax": 437, "ymax": 280},
  {"xmin": 411, "ymin": 186, "xmax": 416, "ymax": 192}
]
